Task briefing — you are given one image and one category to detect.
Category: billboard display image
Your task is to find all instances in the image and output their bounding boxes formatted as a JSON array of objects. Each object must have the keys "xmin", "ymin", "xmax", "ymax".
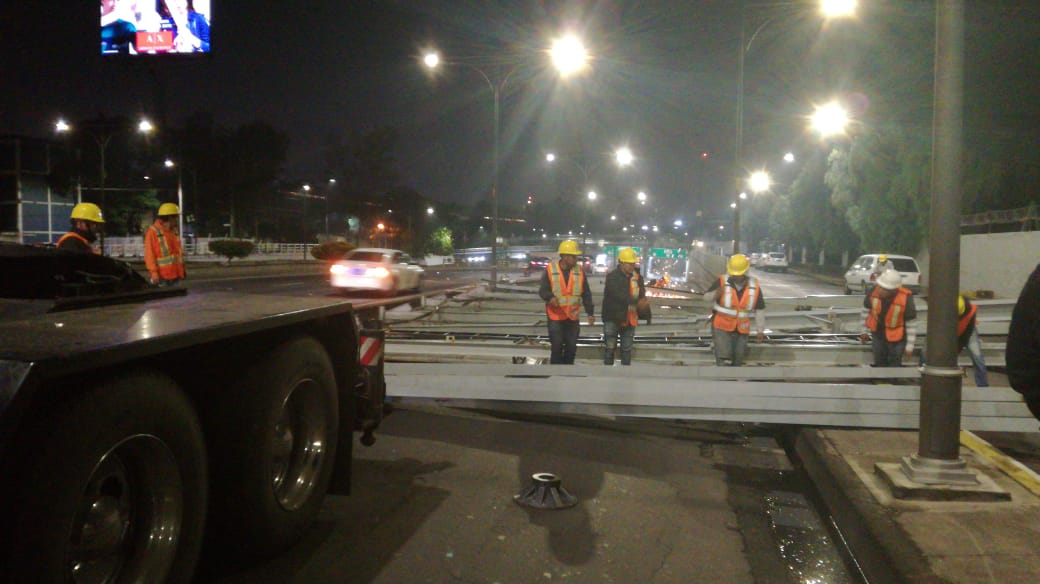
[{"xmin": 101, "ymin": 0, "xmax": 211, "ymax": 55}]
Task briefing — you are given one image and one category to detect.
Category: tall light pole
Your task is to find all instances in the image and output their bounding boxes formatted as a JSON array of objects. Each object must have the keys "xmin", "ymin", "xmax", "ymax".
[
  {"xmin": 733, "ymin": 0, "xmax": 856, "ymax": 253},
  {"xmin": 164, "ymin": 158, "xmax": 184, "ymax": 239},
  {"xmin": 423, "ymin": 34, "xmax": 587, "ymax": 290},
  {"xmin": 546, "ymin": 147, "xmax": 634, "ymax": 253}
]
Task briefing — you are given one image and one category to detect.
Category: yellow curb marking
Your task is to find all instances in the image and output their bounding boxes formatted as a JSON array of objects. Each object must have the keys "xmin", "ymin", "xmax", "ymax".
[{"xmin": 960, "ymin": 430, "xmax": 1040, "ymax": 497}]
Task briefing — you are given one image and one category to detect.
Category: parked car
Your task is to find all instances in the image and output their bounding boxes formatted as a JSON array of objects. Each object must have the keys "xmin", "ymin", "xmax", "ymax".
[
  {"xmin": 329, "ymin": 247, "xmax": 424, "ymax": 294},
  {"xmin": 843, "ymin": 253, "xmax": 922, "ymax": 295},
  {"xmin": 762, "ymin": 252, "xmax": 789, "ymax": 273},
  {"xmin": 524, "ymin": 256, "xmax": 551, "ymax": 276}
]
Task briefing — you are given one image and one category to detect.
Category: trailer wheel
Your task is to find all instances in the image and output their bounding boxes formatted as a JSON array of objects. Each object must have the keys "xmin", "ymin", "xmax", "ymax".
[
  {"xmin": 206, "ymin": 336, "xmax": 338, "ymax": 557},
  {"xmin": 4, "ymin": 372, "xmax": 207, "ymax": 583}
]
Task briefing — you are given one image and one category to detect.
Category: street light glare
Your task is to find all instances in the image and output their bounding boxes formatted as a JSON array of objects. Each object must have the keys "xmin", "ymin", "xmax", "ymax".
[
  {"xmin": 55, "ymin": 119, "xmax": 70, "ymax": 133},
  {"xmin": 820, "ymin": 0, "xmax": 857, "ymax": 18},
  {"xmin": 546, "ymin": 153, "xmax": 556, "ymax": 162},
  {"xmin": 811, "ymin": 101, "xmax": 849, "ymax": 137},
  {"xmin": 164, "ymin": 159, "xmax": 175, "ymax": 168},
  {"xmin": 423, "ymin": 52, "xmax": 439, "ymax": 69},
  {"xmin": 426, "ymin": 207, "xmax": 434, "ymax": 215},
  {"xmin": 783, "ymin": 152, "xmax": 795, "ymax": 163},
  {"xmin": 587, "ymin": 191, "xmax": 597, "ymax": 201},
  {"xmin": 749, "ymin": 171, "xmax": 772, "ymax": 193},
  {"xmin": 550, "ymin": 34, "xmax": 587, "ymax": 77},
  {"xmin": 138, "ymin": 119, "xmax": 154, "ymax": 133},
  {"xmin": 615, "ymin": 147, "xmax": 634, "ymax": 166}
]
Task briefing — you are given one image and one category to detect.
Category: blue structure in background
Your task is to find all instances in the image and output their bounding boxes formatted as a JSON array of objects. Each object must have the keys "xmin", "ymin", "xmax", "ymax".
[{"xmin": 0, "ymin": 136, "xmax": 76, "ymax": 245}]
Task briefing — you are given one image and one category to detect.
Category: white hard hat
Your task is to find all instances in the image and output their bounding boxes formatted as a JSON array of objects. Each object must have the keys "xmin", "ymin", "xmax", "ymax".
[{"xmin": 876, "ymin": 268, "xmax": 903, "ymax": 290}]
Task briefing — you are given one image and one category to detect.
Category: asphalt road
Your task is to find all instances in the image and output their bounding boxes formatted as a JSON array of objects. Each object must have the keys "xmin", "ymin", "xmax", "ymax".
[{"xmin": 198, "ymin": 408, "xmax": 855, "ymax": 584}]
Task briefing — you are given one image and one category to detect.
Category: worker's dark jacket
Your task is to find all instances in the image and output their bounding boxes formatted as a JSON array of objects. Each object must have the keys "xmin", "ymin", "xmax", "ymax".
[
  {"xmin": 1008, "ymin": 263, "xmax": 1040, "ymax": 409},
  {"xmin": 601, "ymin": 268, "xmax": 646, "ymax": 325}
]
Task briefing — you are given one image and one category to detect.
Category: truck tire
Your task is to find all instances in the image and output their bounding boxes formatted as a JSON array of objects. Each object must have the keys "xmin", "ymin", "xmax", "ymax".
[
  {"xmin": 3, "ymin": 372, "xmax": 207, "ymax": 583},
  {"xmin": 205, "ymin": 335, "xmax": 339, "ymax": 558}
]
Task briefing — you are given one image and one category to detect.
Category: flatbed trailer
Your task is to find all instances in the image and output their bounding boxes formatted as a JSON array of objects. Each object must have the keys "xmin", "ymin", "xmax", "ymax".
[{"xmin": 0, "ymin": 243, "xmax": 387, "ymax": 582}]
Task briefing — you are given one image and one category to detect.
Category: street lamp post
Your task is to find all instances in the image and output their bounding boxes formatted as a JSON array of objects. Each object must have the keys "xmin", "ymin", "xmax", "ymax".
[
  {"xmin": 423, "ymin": 34, "xmax": 587, "ymax": 290},
  {"xmin": 733, "ymin": 1, "xmax": 856, "ymax": 253},
  {"xmin": 164, "ymin": 158, "xmax": 184, "ymax": 240}
]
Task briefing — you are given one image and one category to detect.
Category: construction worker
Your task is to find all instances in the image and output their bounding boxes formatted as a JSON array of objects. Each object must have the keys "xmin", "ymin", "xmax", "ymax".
[
  {"xmin": 56, "ymin": 202, "xmax": 104, "ymax": 254},
  {"xmin": 707, "ymin": 254, "xmax": 765, "ymax": 366},
  {"xmin": 601, "ymin": 247, "xmax": 648, "ymax": 365},
  {"xmin": 1007, "ymin": 263, "xmax": 1040, "ymax": 420},
  {"xmin": 872, "ymin": 254, "xmax": 892, "ymax": 278},
  {"xmin": 539, "ymin": 239, "xmax": 594, "ymax": 364},
  {"xmin": 957, "ymin": 295, "xmax": 989, "ymax": 387},
  {"xmin": 144, "ymin": 202, "xmax": 186, "ymax": 286},
  {"xmin": 859, "ymin": 268, "xmax": 917, "ymax": 366}
]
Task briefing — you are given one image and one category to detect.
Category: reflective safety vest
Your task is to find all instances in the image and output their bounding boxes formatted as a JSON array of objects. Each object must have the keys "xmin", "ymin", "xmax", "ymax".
[
  {"xmin": 145, "ymin": 221, "xmax": 185, "ymax": 281},
  {"xmin": 625, "ymin": 276, "xmax": 639, "ymax": 327},
  {"xmin": 56, "ymin": 232, "xmax": 99, "ymax": 254},
  {"xmin": 545, "ymin": 262, "xmax": 585, "ymax": 321},
  {"xmin": 957, "ymin": 299, "xmax": 977, "ymax": 337},
  {"xmin": 866, "ymin": 287, "xmax": 911, "ymax": 342},
  {"xmin": 713, "ymin": 275, "xmax": 759, "ymax": 334}
]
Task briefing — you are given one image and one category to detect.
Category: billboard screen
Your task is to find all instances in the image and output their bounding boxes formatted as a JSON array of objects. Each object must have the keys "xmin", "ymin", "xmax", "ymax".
[{"xmin": 101, "ymin": 0, "xmax": 211, "ymax": 55}]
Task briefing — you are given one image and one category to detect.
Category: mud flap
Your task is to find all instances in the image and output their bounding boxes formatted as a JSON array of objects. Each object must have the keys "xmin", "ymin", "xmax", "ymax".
[{"xmin": 356, "ymin": 318, "xmax": 388, "ymax": 446}]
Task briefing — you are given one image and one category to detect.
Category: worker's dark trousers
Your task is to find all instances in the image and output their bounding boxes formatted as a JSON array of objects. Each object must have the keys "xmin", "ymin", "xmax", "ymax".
[
  {"xmin": 548, "ymin": 319, "xmax": 580, "ymax": 364},
  {"xmin": 603, "ymin": 321, "xmax": 635, "ymax": 365}
]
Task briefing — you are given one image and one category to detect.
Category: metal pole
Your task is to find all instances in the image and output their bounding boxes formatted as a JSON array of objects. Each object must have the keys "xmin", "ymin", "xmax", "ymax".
[
  {"xmin": 97, "ymin": 135, "xmax": 109, "ymax": 255},
  {"xmin": 177, "ymin": 166, "xmax": 184, "ymax": 240},
  {"xmin": 490, "ymin": 83, "xmax": 500, "ymax": 291},
  {"xmin": 733, "ymin": 13, "xmax": 746, "ymax": 254},
  {"xmin": 900, "ymin": 0, "xmax": 974, "ymax": 484}
]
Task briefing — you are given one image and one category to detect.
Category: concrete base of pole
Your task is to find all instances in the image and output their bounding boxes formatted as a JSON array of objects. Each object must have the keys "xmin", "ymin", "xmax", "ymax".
[{"xmin": 874, "ymin": 459, "xmax": 1008, "ymax": 502}]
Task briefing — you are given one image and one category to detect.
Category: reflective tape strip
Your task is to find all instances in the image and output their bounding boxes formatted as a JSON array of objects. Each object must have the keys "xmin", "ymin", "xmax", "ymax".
[{"xmin": 360, "ymin": 336, "xmax": 383, "ymax": 366}]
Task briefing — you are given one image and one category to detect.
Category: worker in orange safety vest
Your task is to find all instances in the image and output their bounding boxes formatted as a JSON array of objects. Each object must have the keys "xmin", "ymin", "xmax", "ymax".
[
  {"xmin": 707, "ymin": 253, "xmax": 766, "ymax": 366},
  {"xmin": 859, "ymin": 268, "xmax": 917, "ymax": 366},
  {"xmin": 538, "ymin": 240, "xmax": 595, "ymax": 364},
  {"xmin": 56, "ymin": 203, "xmax": 104, "ymax": 254},
  {"xmin": 144, "ymin": 202, "xmax": 186, "ymax": 286}
]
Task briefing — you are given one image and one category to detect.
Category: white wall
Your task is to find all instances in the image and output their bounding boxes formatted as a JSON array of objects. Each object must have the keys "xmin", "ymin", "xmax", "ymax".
[{"xmin": 953, "ymin": 232, "xmax": 1040, "ymax": 298}]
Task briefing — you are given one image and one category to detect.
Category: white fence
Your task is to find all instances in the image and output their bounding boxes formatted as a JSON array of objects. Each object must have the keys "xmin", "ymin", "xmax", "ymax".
[{"xmin": 103, "ymin": 237, "xmax": 318, "ymax": 260}]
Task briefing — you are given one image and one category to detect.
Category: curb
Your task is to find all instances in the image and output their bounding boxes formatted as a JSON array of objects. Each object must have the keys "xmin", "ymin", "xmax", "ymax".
[{"xmin": 792, "ymin": 429, "xmax": 938, "ymax": 584}]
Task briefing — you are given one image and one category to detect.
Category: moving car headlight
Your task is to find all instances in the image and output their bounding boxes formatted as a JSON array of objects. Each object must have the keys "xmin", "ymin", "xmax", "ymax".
[
  {"xmin": 366, "ymin": 267, "xmax": 391, "ymax": 278},
  {"xmin": 330, "ymin": 264, "xmax": 348, "ymax": 275}
]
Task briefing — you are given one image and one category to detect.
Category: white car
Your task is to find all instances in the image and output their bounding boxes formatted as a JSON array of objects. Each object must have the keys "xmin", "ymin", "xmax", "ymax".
[
  {"xmin": 593, "ymin": 263, "xmax": 610, "ymax": 274},
  {"xmin": 762, "ymin": 252, "xmax": 788, "ymax": 273},
  {"xmin": 329, "ymin": 248, "xmax": 424, "ymax": 294},
  {"xmin": 843, "ymin": 253, "xmax": 921, "ymax": 295}
]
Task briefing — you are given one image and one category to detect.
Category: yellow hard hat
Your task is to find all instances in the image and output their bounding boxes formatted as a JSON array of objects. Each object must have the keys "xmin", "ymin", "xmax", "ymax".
[
  {"xmin": 727, "ymin": 253, "xmax": 750, "ymax": 276},
  {"xmin": 557, "ymin": 239, "xmax": 580, "ymax": 256},
  {"xmin": 958, "ymin": 295, "xmax": 966, "ymax": 316},
  {"xmin": 618, "ymin": 248, "xmax": 638, "ymax": 264},
  {"xmin": 878, "ymin": 254, "xmax": 888, "ymax": 263},
  {"xmin": 158, "ymin": 202, "xmax": 181, "ymax": 216},
  {"xmin": 70, "ymin": 202, "xmax": 104, "ymax": 223}
]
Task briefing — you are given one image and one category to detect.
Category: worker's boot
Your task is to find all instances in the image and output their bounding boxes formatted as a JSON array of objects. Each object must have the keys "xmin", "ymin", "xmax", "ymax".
[
  {"xmin": 604, "ymin": 348, "xmax": 615, "ymax": 365},
  {"xmin": 621, "ymin": 350, "xmax": 632, "ymax": 366}
]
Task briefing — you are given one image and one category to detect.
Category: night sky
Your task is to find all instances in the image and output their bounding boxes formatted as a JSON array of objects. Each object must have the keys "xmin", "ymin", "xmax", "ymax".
[{"xmin": 2, "ymin": 1, "xmax": 1038, "ymax": 226}]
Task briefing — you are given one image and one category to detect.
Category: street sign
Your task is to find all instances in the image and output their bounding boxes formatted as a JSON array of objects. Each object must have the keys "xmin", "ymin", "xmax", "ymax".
[{"xmin": 650, "ymin": 248, "xmax": 687, "ymax": 259}]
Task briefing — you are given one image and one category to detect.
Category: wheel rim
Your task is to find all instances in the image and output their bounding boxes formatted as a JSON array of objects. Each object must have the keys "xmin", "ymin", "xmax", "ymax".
[
  {"xmin": 68, "ymin": 435, "xmax": 183, "ymax": 584},
  {"xmin": 271, "ymin": 377, "xmax": 330, "ymax": 511}
]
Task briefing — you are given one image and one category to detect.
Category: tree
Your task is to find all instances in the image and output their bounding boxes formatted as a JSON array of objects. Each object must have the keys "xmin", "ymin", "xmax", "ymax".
[{"xmin": 425, "ymin": 226, "xmax": 454, "ymax": 256}]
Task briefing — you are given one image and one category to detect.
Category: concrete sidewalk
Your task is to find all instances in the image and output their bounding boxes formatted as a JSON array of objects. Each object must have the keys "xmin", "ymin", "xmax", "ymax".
[{"xmin": 797, "ymin": 427, "xmax": 1040, "ymax": 583}]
